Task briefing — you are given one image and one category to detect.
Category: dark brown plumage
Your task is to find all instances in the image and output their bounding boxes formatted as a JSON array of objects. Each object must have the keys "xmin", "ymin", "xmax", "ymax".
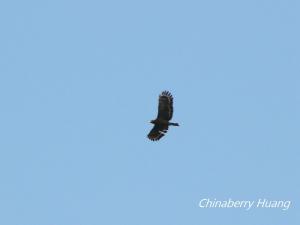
[{"xmin": 148, "ymin": 91, "xmax": 179, "ymax": 141}]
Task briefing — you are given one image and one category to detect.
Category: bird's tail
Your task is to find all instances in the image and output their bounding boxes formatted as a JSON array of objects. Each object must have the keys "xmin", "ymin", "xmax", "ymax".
[{"xmin": 169, "ymin": 122, "xmax": 179, "ymax": 126}]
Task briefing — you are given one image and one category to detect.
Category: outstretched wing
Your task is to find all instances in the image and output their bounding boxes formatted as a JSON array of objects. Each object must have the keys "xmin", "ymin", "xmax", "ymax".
[
  {"xmin": 147, "ymin": 124, "xmax": 169, "ymax": 141},
  {"xmin": 157, "ymin": 91, "xmax": 173, "ymax": 121}
]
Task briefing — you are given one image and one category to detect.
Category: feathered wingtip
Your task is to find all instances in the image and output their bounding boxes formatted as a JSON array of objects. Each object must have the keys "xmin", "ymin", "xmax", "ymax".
[{"xmin": 161, "ymin": 90, "xmax": 173, "ymax": 98}]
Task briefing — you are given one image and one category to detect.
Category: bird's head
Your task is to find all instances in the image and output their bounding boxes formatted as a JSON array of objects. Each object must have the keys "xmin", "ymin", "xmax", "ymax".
[{"xmin": 150, "ymin": 120, "xmax": 155, "ymax": 124}]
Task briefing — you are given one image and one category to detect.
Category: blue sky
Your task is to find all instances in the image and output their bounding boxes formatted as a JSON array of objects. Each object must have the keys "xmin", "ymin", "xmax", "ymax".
[{"xmin": 0, "ymin": 0, "xmax": 299, "ymax": 224}]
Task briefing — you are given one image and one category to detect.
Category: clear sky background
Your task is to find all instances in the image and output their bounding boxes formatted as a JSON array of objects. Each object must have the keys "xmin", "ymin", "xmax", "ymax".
[{"xmin": 0, "ymin": 0, "xmax": 299, "ymax": 224}]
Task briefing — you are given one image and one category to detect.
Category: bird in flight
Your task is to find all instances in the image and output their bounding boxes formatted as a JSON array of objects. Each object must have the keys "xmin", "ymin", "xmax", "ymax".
[{"xmin": 147, "ymin": 91, "xmax": 179, "ymax": 141}]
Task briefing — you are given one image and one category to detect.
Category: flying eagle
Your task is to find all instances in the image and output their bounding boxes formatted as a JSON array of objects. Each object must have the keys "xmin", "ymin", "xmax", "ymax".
[{"xmin": 147, "ymin": 91, "xmax": 179, "ymax": 141}]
